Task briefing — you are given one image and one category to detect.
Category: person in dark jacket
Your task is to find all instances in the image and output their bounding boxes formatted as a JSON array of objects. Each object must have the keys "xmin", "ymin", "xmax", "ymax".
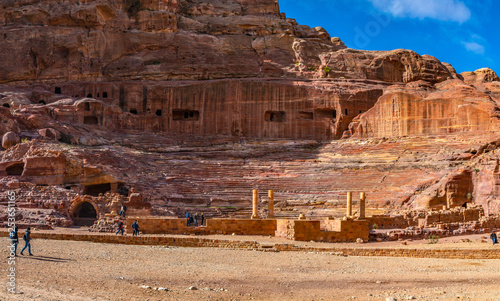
[
  {"xmin": 491, "ymin": 232, "xmax": 498, "ymax": 245},
  {"xmin": 194, "ymin": 213, "xmax": 199, "ymax": 227},
  {"xmin": 20, "ymin": 227, "xmax": 33, "ymax": 256},
  {"xmin": 132, "ymin": 220, "xmax": 140, "ymax": 236},
  {"xmin": 116, "ymin": 221, "xmax": 124, "ymax": 235},
  {"xmin": 119, "ymin": 204, "xmax": 127, "ymax": 218},
  {"xmin": 10, "ymin": 226, "xmax": 19, "ymax": 256},
  {"xmin": 200, "ymin": 213, "xmax": 205, "ymax": 227}
]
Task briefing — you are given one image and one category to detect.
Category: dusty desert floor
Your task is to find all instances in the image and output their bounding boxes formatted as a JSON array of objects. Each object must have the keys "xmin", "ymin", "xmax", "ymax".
[{"xmin": 1, "ymin": 235, "xmax": 500, "ymax": 301}]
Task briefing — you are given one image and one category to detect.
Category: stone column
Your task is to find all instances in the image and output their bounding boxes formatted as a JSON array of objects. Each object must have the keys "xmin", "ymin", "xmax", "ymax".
[
  {"xmin": 251, "ymin": 189, "xmax": 259, "ymax": 219},
  {"xmin": 268, "ymin": 190, "xmax": 274, "ymax": 218},
  {"xmin": 359, "ymin": 192, "xmax": 366, "ymax": 219},
  {"xmin": 346, "ymin": 192, "xmax": 352, "ymax": 218}
]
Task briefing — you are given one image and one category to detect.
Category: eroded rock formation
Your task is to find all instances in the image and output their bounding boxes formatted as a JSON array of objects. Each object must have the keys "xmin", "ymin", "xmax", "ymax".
[{"xmin": 1, "ymin": 0, "xmax": 500, "ymax": 228}]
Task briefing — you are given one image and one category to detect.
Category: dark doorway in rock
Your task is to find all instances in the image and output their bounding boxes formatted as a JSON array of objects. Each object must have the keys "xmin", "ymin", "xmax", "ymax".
[
  {"xmin": 55, "ymin": 87, "xmax": 61, "ymax": 94},
  {"xmin": 155, "ymin": 109, "xmax": 162, "ymax": 116},
  {"xmin": 87, "ymin": 94, "xmax": 93, "ymax": 98},
  {"xmin": 83, "ymin": 183, "xmax": 111, "ymax": 197},
  {"xmin": 84, "ymin": 116, "xmax": 99, "ymax": 125},
  {"xmin": 102, "ymin": 92, "xmax": 108, "ymax": 99},
  {"xmin": 265, "ymin": 111, "xmax": 286, "ymax": 122},
  {"xmin": 2, "ymin": 103, "xmax": 10, "ymax": 108},
  {"xmin": 6, "ymin": 163, "xmax": 24, "ymax": 176},
  {"xmin": 39, "ymin": 100, "xmax": 46, "ymax": 105},
  {"xmin": 117, "ymin": 183, "xmax": 129, "ymax": 196},
  {"xmin": 172, "ymin": 109, "xmax": 199, "ymax": 121},
  {"xmin": 462, "ymin": 202, "xmax": 468, "ymax": 208},
  {"xmin": 130, "ymin": 109, "xmax": 138, "ymax": 115},
  {"xmin": 73, "ymin": 202, "xmax": 97, "ymax": 226},
  {"xmin": 97, "ymin": 92, "xmax": 100, "ymax": 98}
]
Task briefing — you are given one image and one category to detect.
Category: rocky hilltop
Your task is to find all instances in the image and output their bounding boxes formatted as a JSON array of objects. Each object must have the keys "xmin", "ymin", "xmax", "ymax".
[{"xmin": 1, "ymin": 0, "xmax": 500, "ymax": 228}]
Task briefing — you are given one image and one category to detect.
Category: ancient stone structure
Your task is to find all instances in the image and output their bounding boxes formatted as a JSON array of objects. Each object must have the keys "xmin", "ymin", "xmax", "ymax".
[
  {"xmin": 268, "ymin": 190, "xmax": 274, "ymax": 218},
  {"xmin": 346, "ymin": 192, "xmax": 352, "ymax": 218},
  {"xmin": 251, "ymin": 189, "xmax": 259, "ymax": 219},
  {"xmin": 359, "ymin": 192, "xmax": 366, "ymax": 219},
  {"xmin": 0, "ymin": 0, "xmax": 500, "ymax": 232}
]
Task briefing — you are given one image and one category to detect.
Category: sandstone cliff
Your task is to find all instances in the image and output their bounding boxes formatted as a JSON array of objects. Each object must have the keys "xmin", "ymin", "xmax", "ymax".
[{"xmin": 1, "ymin": 0, "xmax": 500, "ymax": 224}]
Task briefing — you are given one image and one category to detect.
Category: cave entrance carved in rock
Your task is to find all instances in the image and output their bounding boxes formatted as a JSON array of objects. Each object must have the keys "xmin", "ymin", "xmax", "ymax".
[
  {"xmin": 72, "ymin": 201, "xmax": 97, "ymax": 226},
  {"xmin": 6, "ymin": 163, "xmax": 24, "ymax": 176},
  {"xmin": 83, "ymin": 183, "xmax": 111, "ymax": 196}
]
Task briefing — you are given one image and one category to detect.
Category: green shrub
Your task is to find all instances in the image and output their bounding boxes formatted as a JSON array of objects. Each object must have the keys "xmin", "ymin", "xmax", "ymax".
[
  {"xmin": 323, "ymin": 66, "xmax": 331, "ymax": 73},
  {"xmin": 371, "ymin": 223, "xmax": 378, "ymax": 229},
  {"xmin": 427, "ymin": 234, "xmax": 439, "ymax": 244}
]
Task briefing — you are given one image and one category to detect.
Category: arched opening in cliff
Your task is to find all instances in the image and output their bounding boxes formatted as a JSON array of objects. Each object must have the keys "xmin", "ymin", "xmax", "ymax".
[
  {"xmin": 265, "ymin": 111, "xmax": 286, "ymax": 122},
  {"xmin": 155, "ymin": 110, "xmax": 162, "ymax": 116},
  {"xmin": 173, "ymin": 110, "xmax": 199, "ymax": 121},
  {"xmin": 84, "ymin": 116, "xmax": 99, "ymax": 125},
  {"xmin": 462, "ymin": 202, "xmax": 469, "ymax": 208},
  {"xmin": 102, "ymin": 92, "xmax": 108, "ymax": 99},
  {"xmin": 130, "ymin": 109, "xmax": 138, "ymax": 115},
  {"xmin": 83, "ymin": 183, "xmax": 111, "ymax": 197},
  {"xmin": 2, "ymin": 103, "xmax": 10, "ymax": 108},
  {"xmin": 38, "ymin": 100, "xmax": 46, "ymax": 105},
  {"xmin": 55, "ymin": 87, "xmax": 61, "ymax": 94},
  {"xmin": 87, "ymin": 94, "xmax": 93, "ymax": 98},
  {"xmin": 345, "ymin": 109, "xmax": 349, "ymax": 116},
  {"xmin": 5, "ymin": 163, "xmax": 24, "ymax": 176},
  {"xmin": 73, "ymin": 202, "xmax": 97, "ymax": 226},
  {"xmin": 97, "ymin": 92, "xmax": 100, "ymax": 98}
]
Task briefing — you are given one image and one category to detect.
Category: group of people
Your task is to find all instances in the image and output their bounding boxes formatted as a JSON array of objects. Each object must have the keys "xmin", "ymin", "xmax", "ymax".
[
  {"xmin": 9, "ymin": 226, "xmax": 33, "ymax": 256},
  {"xmin": 115, "ymin": 220, "xmax": 140, "ymax": 236},
  {"xmin": 186, "ymin": 212, "xmax": 205, "ymax": 227}
]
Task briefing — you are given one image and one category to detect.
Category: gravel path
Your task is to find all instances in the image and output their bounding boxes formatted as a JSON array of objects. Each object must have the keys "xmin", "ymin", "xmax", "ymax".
[{"xmin": 1, "ymin": 238, "xmax": 499, "ymax": 301}]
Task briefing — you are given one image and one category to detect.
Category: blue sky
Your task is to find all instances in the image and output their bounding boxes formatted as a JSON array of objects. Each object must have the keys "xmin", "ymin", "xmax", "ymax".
[{"xmin": 279, "ymin": 0, "xmax": 498, "ymax": 74}]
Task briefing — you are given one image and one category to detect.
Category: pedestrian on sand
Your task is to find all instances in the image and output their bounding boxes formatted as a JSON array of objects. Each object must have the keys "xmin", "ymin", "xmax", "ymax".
[
  {"xmin": 491, "ymin": 231, "xmax": 498, "ymax": 245},
  {"xmin": 200, "ymin": 213, "xmax": 205, "ymax": 227},
  {"xmin": 132, "ymin": 220, "xmax": 140, "ymax": 236},
  {"xmin": 186, "ymin": 212, "xmax": 190, "ymax": 226},
  {"xmin": 116, "ymin": 221, "xmax": 124, "ymax": 235},
  {"xmin": 10, "ymin": 226, "xmax": 19, "ymax": 256},
  {"xmin": 20, "ymin": 227, "xmax": 33, "ymax": 256},
  {"xmin": 194, "ymin": 213, "xmax": 199, "ymax": 227}
]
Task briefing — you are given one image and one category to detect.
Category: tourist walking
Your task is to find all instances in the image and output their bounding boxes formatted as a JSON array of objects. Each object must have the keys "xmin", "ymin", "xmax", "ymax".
[
  {"xmin": 200, "ymin": 213, "xmax": 205, "ymax": 227},
  {"xmin": 20, "ymin": 227, "xmax": 33, "ymax": 256},
  {"xmin": 132, "ymin": 220, "xmax": 140, "ymax": 236},
  {"xmin": 10, "ymin": 226, "xmax": 19, "ymax": 256},
  {"xmin": 119, "ymin": 203, "xmax": 127, "ymax": 218},
  {"xmin": 186, "ymin": 212, "xmax": 190, "ymax": 226},
  {"xmin": 491, "ymin": 231, "xmax": 498, "ymax": 245},
  {"xmin": 116, "ymin": 221, "xmax": 124, "ymax": 235}
]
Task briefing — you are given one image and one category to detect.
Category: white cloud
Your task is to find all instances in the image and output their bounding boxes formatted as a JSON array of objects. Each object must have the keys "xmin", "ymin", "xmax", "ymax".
[
  {"xmin": 462, "ymin": 41, "xmax": 485, "ymax": 54},
  {"xmin": 368, "ymin": 0, "xmax": 471, "ymax": 23}
]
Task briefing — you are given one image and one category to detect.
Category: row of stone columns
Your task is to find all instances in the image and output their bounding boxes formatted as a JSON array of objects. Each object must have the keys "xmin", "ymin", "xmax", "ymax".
[
  {"xmin": 346, "ymin": 191, "xmax": 366, "ymax": 219},
  {"xmin": 251, "ymin": 190, "xmax": 366, "ymax": 220},
  {"xmin": 252, "ymin": 189, "xmax": 274, "ymax": 219}
]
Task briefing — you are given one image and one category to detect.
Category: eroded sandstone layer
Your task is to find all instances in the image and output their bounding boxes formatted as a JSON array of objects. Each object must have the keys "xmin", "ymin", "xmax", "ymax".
[{"xmin": 1, "ymin": 0, "xmax": 500, "ymax": 228}]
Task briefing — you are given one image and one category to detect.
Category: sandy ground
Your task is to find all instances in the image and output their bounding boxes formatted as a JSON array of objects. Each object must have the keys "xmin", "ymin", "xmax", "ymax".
[{"xmin": 1, "ymin": 236, "xmax": 500, "ymax": 301}]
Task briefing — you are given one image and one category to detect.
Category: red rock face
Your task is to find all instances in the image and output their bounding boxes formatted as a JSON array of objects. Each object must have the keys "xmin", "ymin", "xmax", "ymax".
[{"xmin": 1, "ymin": 0, "xmax": 500, "ymax": 221}]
